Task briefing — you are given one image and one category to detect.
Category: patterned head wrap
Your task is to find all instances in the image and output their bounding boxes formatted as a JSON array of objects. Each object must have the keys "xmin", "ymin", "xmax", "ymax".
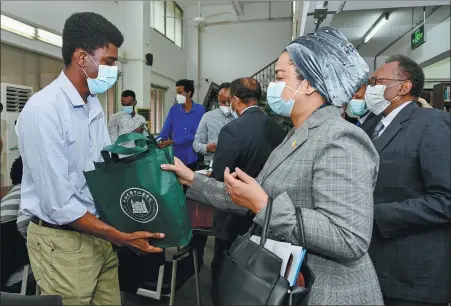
[{"xmin": 285, "ymin": 26, "xmax": 368, "ymax": 107}]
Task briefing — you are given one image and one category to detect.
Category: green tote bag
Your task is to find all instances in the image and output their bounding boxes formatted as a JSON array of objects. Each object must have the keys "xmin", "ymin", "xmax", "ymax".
[{"xmin": 84, "ymin": 132, "xmax": 192, "ymax": 248}]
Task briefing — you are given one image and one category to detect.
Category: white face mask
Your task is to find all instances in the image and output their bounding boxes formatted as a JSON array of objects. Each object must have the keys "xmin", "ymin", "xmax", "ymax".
[
  {"xmin": 219, "ymin": 105, "xmax": 231, "ymax": 116},
  {"xmin": 365, "ymin": 82, "xmax": 401, "ymax": 115},
  {"xmin": 176, "ymin": 94, "xmax": 187, "ymax": 104}
]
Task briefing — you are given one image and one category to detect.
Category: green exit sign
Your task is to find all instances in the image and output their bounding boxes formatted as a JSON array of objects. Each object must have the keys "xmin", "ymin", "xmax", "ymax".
[{"xmin": 411, "ymin": 25, "xmax": 425, "ymax": 50}]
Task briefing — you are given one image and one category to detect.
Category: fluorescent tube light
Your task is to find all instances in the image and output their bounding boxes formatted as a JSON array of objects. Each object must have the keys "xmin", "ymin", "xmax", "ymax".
[
  {"xmin": 37, "ymin": 28, "xmax": 62, "ymax": 47},
  {"xmin": 1, "ymin": 14, "xmax": 36, "ymax": 38},
  {"xmin": 364, "ymin": 14, "xmax": 389, "ymax": 43}
]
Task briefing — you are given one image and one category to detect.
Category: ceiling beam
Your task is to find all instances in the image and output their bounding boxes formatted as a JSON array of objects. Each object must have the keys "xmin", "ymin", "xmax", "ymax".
[{"xmin": 232, "ymin": 1, "xmax": 244, "ymax": 17}]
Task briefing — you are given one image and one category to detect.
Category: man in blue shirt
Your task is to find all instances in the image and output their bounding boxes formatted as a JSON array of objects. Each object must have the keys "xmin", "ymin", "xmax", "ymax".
[
  {"xmin": 159, "ymin": 79, "xmax": 205, "ymax": 170},
  {"xmin": 15, "ymin": 13, "xmax": 164, "ymax": 305}
]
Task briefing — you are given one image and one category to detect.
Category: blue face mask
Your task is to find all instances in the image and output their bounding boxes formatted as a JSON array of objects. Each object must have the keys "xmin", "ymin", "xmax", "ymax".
[
  {"xmin": 266, "ymin": 81, "xmax": 304, "ymax": 117},
  {"xmin": 122, "ymin": 105, "xmax": 134, "ymax": 115},
  {"xmin": 82, "ymin": 55, "xmax": 118, "ymax": 94},
  {"xmin": 348, "ymin": 99, "xmax": 367, "ymax": 117}
]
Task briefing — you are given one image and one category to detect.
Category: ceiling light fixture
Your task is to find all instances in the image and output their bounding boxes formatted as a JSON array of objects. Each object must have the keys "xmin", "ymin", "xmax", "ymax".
[
  {"xmin": 0, "ymin": 14, "xmax": 36, "ymax": 38},
  {"xmin": 37, "ymin": 28, "xmax": 62, "ymax": 47},
  {"xmin": 364, "ymin": 13, "xmax": 389, "ymax": 43}
]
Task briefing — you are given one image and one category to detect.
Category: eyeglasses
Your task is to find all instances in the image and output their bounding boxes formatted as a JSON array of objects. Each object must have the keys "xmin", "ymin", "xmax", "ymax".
[{"xmin": 367, "ymin": 77, "xmax": 407, "ymax": 87}]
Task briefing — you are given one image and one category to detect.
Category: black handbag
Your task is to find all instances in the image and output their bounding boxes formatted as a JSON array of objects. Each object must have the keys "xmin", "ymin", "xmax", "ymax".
[{"xmin": 216, "ymin": 197, "xmax": 315, "ymax": 305}]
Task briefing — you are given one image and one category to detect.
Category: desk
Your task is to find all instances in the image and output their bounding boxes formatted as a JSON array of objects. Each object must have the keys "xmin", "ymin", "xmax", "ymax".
[{"xmin": 186, "ymin": 198, "xmax": 214, "ymax": 232}]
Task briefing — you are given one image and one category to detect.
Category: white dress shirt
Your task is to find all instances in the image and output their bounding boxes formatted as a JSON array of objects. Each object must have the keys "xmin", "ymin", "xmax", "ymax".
[
  {"xmin": 377, "ymin": 101, "xmax": 412, "ymax": 137},
  {"xmin": 16, "ymin": 71, "xmax": 111, "ymax": 225},
  {"xmin": 192, "ymin": 108, "xmax": 234, "ymax": 163},
  {"xmin": 358, "ymin": 111, "xmax": 372, "ymax": 126}
]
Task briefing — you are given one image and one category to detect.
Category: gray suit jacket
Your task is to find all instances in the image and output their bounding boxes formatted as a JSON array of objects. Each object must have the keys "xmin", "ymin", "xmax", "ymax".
[
  {"xmin": 362, "ymin": 102, "xmax": 451, "ymax": 304},
  {"xmin": 188, "ymin": 106, "xmax": 384, "ymax": 305}
]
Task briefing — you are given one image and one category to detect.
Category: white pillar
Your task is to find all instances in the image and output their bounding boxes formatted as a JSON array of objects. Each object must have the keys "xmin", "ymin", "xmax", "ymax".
[
  {"xmin": 121, "ymin": 1, "xmax": 151, "ymax": 109},
  {"xmin": 293, "ymin": 1, "xmax": 310, "ymax": 38}
]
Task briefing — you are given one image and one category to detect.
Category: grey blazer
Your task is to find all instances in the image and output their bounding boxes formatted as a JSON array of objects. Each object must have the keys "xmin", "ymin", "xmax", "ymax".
[{"xmin": 188, "ymin": 106, "xmax": 384, "ymax": 305}]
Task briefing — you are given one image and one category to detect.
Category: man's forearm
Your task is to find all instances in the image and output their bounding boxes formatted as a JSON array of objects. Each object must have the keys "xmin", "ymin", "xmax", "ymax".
[{"xmin": 69, "ymin": 212, "xmax": 126, "ymax": 246}]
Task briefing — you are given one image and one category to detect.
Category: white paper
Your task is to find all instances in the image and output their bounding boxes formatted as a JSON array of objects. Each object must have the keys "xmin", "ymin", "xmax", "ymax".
[
  {"xmin": 250, "ymin": 235, "xmax": 305, "ymax": 286},
  {"xmin": 195, "ymin": 169, "xmax": 209, "ymax": 175},
  {"xmin": 250, "ymin": 236, "xmax": 292, "ymax": 277}
]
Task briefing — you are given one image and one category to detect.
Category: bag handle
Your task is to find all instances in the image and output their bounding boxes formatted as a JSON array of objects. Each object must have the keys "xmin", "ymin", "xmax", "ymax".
[
  {"xmin": 295, "ymin": 206, "xmax": 309, "ymax": 263},
  {"xmin": 102, "ymin": 132, "xmax": 153, "ymax": 162},
  {"xmin": 246, "ymin": 197, "xmax": 273, "ymax": 265},
  {"xmin": 141, "ymin": 123, "xmax": 175, "ymax": 165},
  {"xmin": 140, "ymin": 123, "xmax": 160, "ymax": 147}
]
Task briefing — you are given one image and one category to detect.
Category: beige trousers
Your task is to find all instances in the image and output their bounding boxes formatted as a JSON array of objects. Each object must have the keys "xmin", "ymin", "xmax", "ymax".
[{"xmin": 27, "ymin": 221, "xmax": 121, "ymax": 305}]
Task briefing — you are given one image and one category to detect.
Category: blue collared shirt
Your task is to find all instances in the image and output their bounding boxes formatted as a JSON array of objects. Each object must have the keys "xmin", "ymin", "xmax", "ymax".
[
  {"xmin": 16, "ymin": 71, "xmax": 111, "ymax": 225},
  {"xmin": 159, "ymin": 102, "xmax": 205, "ymax": 165}
]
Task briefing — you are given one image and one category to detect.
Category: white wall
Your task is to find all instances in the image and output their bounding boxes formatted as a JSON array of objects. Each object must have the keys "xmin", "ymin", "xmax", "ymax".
[
  {"xmin": 423, "ymin": 57, "xmax": 450, "ymax": 89},
  {"xmin": 150, "ymin": 28, "xmax": 187, "ymax": 113},
  {"xmin": 185, "ymin": 1, "xmax": 292, "ymax": 103},
  {"xmin": 375, "ymin": 16, "xmax": 450, "ymax": 68},
  {"xmin": 197, "ymin": 20, "xmax": 291, "ymax": 100}
]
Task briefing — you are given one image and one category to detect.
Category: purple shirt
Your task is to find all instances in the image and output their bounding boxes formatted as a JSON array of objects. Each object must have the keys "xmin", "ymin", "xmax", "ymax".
[{"xmin": 159, "ymin": 102, "xmax": 205, "ymax": 165}]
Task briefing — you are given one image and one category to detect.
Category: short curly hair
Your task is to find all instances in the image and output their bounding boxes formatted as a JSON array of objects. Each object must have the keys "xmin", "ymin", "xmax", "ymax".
[
  {"xmin": 385, "ymin": 54, "xmax": 425, "ymax": 98},
  {"xmin": 10, "ymin": 156, "xmax": 23, "ymax": 185},
  {"xmin": 62, "ymin": 12, "xmax": 124, "ymax": 66}
]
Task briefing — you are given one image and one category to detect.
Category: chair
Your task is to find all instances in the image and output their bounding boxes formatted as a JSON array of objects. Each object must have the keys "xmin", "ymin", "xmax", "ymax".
[
  {"xmin": 135, "ymin": 199, "xmax": 214, "ymax": 305},
  {"xmin": 136, "ymin": 243, "xmax": 201, "ymax": 306},
  {"xmin": 1, "ymin": 219, "xmax": 29, "ymax": 293},
  {"xmin": 0, "ymin": 292, "xmax": 61, "ymax": 306}
]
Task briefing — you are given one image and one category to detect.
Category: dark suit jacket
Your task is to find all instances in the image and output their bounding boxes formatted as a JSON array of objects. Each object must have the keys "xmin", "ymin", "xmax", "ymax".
[
  {"xmin": 362, "ymin": 102, "xmax": 451, "ymax": 304},
  {"xmin": 211, "ymin": 107, "xmax": 286, "ymax": 240}
]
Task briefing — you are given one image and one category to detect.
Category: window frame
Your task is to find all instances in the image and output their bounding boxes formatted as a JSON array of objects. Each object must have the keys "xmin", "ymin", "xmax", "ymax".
[
  {"xmin": 150, "ymin": 84, "xmax": 168, "ymax": 135},
  {"xmin": 151, "ymin": 1, "xmax": 183, "ymax": 49}
]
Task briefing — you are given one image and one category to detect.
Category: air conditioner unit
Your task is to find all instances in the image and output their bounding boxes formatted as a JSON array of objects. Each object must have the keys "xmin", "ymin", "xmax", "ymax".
[{"xmin": 0, "ymin": 83, "xmax": 33, "ymax": 187}]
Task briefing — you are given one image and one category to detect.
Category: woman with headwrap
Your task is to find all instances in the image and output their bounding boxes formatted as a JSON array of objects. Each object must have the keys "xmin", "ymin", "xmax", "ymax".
[{"xmin": 162, "ymin": 27, "xmax": 383, "ymax": 305}]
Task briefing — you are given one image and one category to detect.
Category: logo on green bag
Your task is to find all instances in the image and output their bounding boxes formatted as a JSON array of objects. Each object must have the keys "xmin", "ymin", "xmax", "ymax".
[{"xmin": 120, "ymin": 188, "xmax": 159, "ymax": 223}]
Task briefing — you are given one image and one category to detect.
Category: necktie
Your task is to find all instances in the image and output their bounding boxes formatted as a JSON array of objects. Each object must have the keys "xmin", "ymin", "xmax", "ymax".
[
  {"xmin": 371, "ymin": 121, "xmax": 384, "ymax": 142},
  {"xmin": 356, "ymin": 121, "xmax": 362, "ymax": 127}
]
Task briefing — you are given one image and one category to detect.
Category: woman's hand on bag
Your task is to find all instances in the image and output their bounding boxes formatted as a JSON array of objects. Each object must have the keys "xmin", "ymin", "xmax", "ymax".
[
  {"xmin": 122, "ymin": 231, "xmax": 165, "ymax": 253},
  {"xmin": 161, "ymin": 157, "xmax": 195, "ymax": 186},
  {"xmin": 224, "ymin": 167, "xmax": 268, "ymax": 214}
]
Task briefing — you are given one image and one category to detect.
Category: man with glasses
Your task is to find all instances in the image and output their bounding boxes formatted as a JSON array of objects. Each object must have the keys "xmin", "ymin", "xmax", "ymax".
[
  {"xmin": 363, "ymin": 55, "xmax": 450, "ymax": 306},
  {"xmin": 193, "ymin": 82, "xmax": 234, "ymax": 168}
]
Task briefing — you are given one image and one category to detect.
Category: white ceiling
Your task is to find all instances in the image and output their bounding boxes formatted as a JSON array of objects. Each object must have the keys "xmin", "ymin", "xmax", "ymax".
[
  {"xmin": 183, "ymin": 1, "xmax": 451, "ymax": 56},
  {"xmin": 329, "ymin": 4, "xmax": 451, "ymax": 56}
]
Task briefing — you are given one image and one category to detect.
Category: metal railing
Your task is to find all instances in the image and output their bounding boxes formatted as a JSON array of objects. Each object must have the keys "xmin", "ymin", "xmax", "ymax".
[{"xmin": 251, "ymin": 58, "xmax": 277, "ymax": 94}]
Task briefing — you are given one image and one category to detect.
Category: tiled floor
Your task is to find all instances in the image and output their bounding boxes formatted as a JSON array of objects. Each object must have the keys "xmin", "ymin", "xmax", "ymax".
[{"xmin": 122, "ymin": 237, "xmax": 215, "ymax": 306}]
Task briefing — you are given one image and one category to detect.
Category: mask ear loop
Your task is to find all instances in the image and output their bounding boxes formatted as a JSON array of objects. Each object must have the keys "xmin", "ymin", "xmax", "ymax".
[
  {"xmin": 81, "ymin": 53, "xmax": 99, "ymax": 79},
  {"xmin": 386, "ymin": 81, "xmax": 403, "ymax": 102},
  {"xmin": 286, "ymin": 80, "xmax": 306, "ymax": 100}
]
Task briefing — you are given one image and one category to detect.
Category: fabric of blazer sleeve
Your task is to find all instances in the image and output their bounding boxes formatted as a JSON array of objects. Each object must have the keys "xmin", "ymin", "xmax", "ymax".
[
  {"xmin": 254, "ymin": 128, "xmax": 379, "ymax": 263},
  {"xmin": 187, "ymin": 172, "xmax": 249, "ymax": 215},
  {"xmin": 211, "ymin": 127, "xmax": 240, "ymax": 182},
  {"xmin": 374, "ymin": 112, "xmax": 451, "ymax": 238}
]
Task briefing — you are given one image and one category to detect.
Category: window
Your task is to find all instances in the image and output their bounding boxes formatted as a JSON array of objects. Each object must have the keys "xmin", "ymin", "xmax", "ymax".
[
  {"xmin": 153, "ymin": 1, "xmax": 165, "ymax": 34},
  {"xmin": 150, "ymin": 1, "xmax": 183, "ymax": 48},
  {"xmin": 150, "ymin": 86, "xmax": 166, "ymax": 134}
]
